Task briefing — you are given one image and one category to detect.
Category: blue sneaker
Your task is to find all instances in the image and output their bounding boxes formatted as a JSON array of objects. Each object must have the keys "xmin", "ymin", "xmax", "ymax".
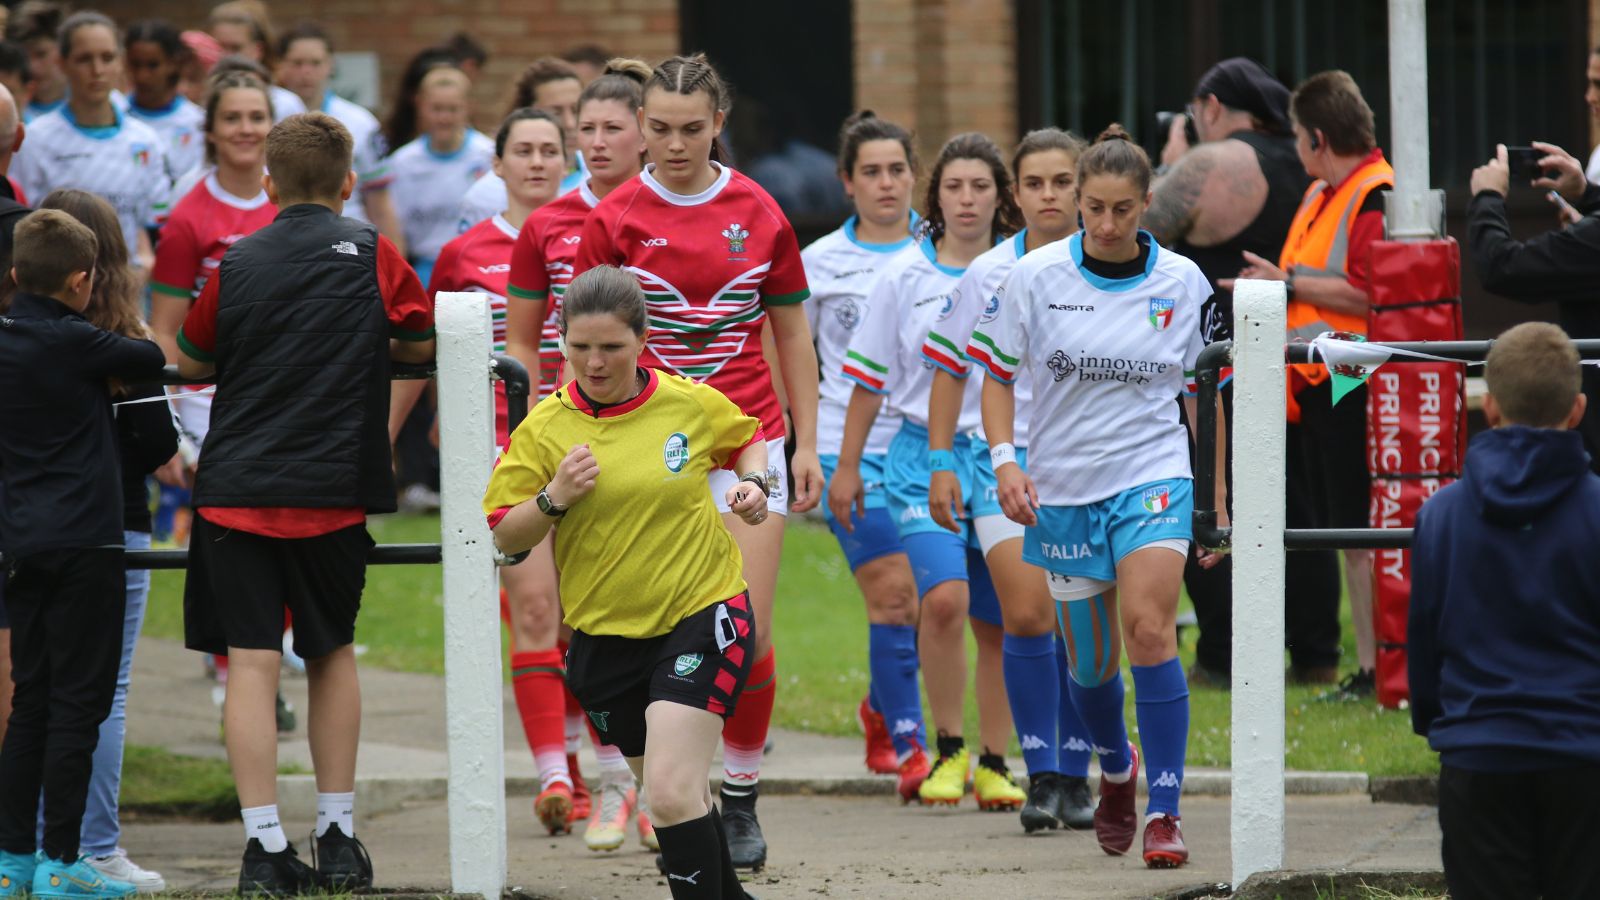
[
  {"xmin": 31, "ymin": 857, "xmax": 134, "ymax": 899},
  {"xmin": 0, "ymin": 850, "xmax": 37, "ymax": 897}
]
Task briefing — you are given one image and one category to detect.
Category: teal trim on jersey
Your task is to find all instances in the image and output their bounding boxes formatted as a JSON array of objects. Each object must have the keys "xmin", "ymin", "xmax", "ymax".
[
  {"xmin": 919, "ymin": 233, "xmax": 967, "ymax": 277},
  {"xmin": 560, "ymin": 168, "xmax": 584, "ymax": 194},
  {"xmin": 1069, "ymin": 230, "xmax": 1160, "ymax": 293},
  {"xmin": 60, "ymin": 103, "xmax": 123, "ymax": 140},
  {"xmin": 24, "ymin": 98, "xmax": 64, "ymax": 123},
  {"xmin": 423, "ymin": 131, "xmax": 482, "ymax": 161},
  {"xmin": 320, "ymin": 90, "xmax": 335, "ymax": 112},
  {"xmin": 1012, "ymin": 229, "xmax": 1029, "ymax": 258},
  {"xmin": 127, "ymin": 96, "xmax": 183, "ymax": 119},
  {"xmin": 841, "ymin": 210, "xmax": 920, "ymax": 253}
]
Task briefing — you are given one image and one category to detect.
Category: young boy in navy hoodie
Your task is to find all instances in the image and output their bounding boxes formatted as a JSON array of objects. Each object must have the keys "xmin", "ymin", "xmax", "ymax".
[
  {"xmin": 0, "ymin": 210, "xmax": 165, "ymax": 899},
  {"xmin": 1410, "ymin": 321, "xmax": 1600, "ymax": 900}
]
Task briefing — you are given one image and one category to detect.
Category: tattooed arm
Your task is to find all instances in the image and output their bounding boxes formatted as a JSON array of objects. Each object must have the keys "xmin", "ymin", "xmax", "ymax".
[
  {"xmin": 1145, "ymin": 139, "xmax": 1268, "ymax": 248},
  {"xmin": 1145, "ymin": 143, "xmax": 1220, "ymax": 245}
]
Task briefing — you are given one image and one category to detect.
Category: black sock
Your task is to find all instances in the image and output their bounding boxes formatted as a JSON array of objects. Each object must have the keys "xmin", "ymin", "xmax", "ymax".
[
  {"xmin": 936, "ymin": 733, "xmax": 965, "ymax": 759},
  {"xmin": 709, "ymin": 806, "xmax": 748, "ymax": 899},
  {"xmin": 720, "ymin": 782, "xmax": 757, "ymax": 809},
  {"xmin": 978, "ymin": 751, "xmax": 1007, "ymax": 773},
  {"xmin": 655, "ymin": 813, "xmax": 724, "ymax": 899}
]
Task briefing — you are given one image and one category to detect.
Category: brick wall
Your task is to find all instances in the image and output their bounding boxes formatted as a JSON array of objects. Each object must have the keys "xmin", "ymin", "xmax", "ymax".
[{"xmin": 93, "ymin": 0, "xmax": 679, "ymax": 130}]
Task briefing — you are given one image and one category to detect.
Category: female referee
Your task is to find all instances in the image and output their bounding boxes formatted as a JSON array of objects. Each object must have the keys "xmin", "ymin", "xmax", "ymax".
[
  {"xmin": 829, "ymin": 132, "xmax": 1024, "ymax": 810},
  {"xmin": 574, "ymin": 53, "xmax": 823, "ymax": 871},
  {"xmin": 973, "ymin": 125, "xmax": 1227, "ymax": 868},
  {"xmin": 485, "ymin": 264, "xmax": 767, "ymax": 900},
  {"xmin": 923, "ymin": 127, "xmax": 1097, "ymax": 834},
  {"xmin": 799, "ymin": 110, "xmax": 919, "ymax": 781}
]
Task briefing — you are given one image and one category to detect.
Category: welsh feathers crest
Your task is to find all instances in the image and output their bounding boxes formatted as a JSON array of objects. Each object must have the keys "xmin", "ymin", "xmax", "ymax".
[{"xmin": 721, "ymin": 223, "xmax": 749, "ymax": 254}]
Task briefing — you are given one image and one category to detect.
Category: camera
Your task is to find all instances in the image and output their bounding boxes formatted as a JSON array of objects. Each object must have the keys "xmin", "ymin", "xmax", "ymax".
[{"xmin": 1155, "ymin": 110, "xmax": 1199, "ymax": 156}]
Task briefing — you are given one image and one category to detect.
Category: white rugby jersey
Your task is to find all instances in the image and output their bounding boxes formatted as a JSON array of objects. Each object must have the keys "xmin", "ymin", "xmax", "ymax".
[
  {"xmin": 802, "ymin": 215, "xmax": 917, "ymax": 456},
  {"xmin": 843, "ymin": 237, "xmax": 979, "ymax": 431},
  {"xmin": 386, "ymin": 129, "xmax": 495, "ymax": 263},
  {"xmin": 322, "ymin": 92, "xmax": 389, "ymax": 224},
  {"xmin": 456, "ymin": 154, "xmax": 586, "ymax": 234},
  {"xmin": 12, "ymin": 107, "xmax": 171, "ymax": 253},
  {"xmin": 970, "ymin": 231, "xmax": 1210, "ymax": 505},
  {"xmin": 922, "ymin": 230, "xmax": 1044, "ymax": 447},
  {"xmin": 126, "ymin": 96, "xmax": 205, "ymax": 183},
  {"xmin": 269, "ymin": 86, "xmax": 305, "ymax": 124}
]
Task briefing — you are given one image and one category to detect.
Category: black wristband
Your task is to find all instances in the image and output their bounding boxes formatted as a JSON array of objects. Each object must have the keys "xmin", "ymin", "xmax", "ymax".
[{"xmin": 739, "ymin": 473, "xmax": 769, "ymax": 493}]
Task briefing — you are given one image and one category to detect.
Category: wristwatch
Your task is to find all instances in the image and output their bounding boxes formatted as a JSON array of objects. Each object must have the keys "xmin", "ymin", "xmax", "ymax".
[{"xmin": 536, "ymin": 488, "xmax": 568, "ymax": 517}]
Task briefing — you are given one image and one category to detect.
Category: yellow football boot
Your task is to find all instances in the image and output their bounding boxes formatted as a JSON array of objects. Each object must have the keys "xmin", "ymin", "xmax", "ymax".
[{"xmin": 917, "ymin": 747, "xmax": 970, "ymax": 806}]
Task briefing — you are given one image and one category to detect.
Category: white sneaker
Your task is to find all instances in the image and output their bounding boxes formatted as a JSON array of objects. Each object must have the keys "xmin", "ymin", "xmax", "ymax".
[{"xmin": 86, "ymin": 849, "xmax": 165, "ymax": 893}]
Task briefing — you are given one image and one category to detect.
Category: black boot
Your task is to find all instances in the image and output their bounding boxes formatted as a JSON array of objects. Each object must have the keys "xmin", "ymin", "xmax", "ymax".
[
  {"xmin": 1058, "ymin": 774, "xmax": 1095, "ymax": 829},
  {"xmin": 719, "ymin": 785, "xmax": 767, "ymax": 871},
  {"xmin": 1020, "ymin": 771, "xmax": 1065, "ymax": 832},
  {"xmin": 238, "ymin": 840, "xmax": 322, "ymax": 896}
]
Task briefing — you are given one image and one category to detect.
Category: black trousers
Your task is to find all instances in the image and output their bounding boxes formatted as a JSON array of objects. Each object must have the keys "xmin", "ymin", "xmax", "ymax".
[
  {"xmin": 0, "ymin": 547, "xmax": 124, "ymax": 861},
  {"xmin": 1439, "ymin": 763, "xmax": 1600, "ymax": 900}
]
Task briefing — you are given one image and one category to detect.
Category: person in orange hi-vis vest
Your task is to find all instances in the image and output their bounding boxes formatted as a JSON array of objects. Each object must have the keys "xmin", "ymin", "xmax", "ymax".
[{"xmin": 1218, "ymin": 70, "xmax": 1392, "ymax": 697}]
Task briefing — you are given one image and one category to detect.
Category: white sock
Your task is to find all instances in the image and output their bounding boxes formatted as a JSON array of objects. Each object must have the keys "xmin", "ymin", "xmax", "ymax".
[
  {"xmin": 536, "ymin": 752, "xmax": 573, "ymax": 792},
  {"xmin": 594, "ymin": 742, "xmax": 633, "ymax": 776},
  {"xmin": 564, "ymin": 713, "xmax": 583, "ymax": 755},
  {"xmin": 1102, "ymin": 766, "xmax": 1133, "ymax": 784},
  {"xmin": 315, "ymin": 792, "xmax": 355, "ymax": 838},
  {"xmin": 242, "ymin": 804, "xmax": 288, "ymax": 853}
]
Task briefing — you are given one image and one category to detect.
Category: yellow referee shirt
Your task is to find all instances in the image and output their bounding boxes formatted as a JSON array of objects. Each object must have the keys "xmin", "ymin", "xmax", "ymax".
[{"xmin": 483, "ymin": 368, "xmax": 762, "ymax": 638}]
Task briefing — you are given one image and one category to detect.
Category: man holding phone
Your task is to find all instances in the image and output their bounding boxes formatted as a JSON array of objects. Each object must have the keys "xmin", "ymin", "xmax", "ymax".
[{"xmin": 1469, "ymin": 140, "xmax": 1600, "ymax": 474}]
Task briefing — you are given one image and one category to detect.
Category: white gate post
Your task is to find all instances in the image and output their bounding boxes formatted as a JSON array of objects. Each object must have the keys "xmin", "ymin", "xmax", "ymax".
[
  {"xmin": 1230, "ymin": 280, "xmax": 1288, "ymax": 887},
  {"xmin": 1386, "ymin": 0, "xmax": 1440, "ymax": 240},
  {"xmin": 435, "ymin": 291, "xmax": 506, "ymax": 898}
]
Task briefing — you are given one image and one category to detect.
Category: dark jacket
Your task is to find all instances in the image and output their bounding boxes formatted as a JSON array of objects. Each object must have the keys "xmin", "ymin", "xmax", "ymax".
[
  {"xmin": 1469, "ymin": 184, "xmax": 1600, "ymax": 470},
  {"xmin": 0, "ymin": 177, "xmax": 30, "ymax": 282},
  {"xmin": 1409, "ymin": 425, "xmax": 1600, "ymax": 770},
  {"xmin": 190, "ymin": 204, "xmax": 397, "ymax": 513},
  {"xmin": 116, "ymin": 384, "xmax": 179, "ymax": 534},
  {"xmin": 0, "ymin": 292, "xmax": 165, "ymax": 559}
]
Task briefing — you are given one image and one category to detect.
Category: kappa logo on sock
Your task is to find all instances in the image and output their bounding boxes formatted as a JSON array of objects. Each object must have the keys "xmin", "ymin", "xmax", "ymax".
[
  {"xmin": 891, "ymin": 718, "xmax": 920, "ymax": 736},
  {"xmin": 587, "ymin": 710, "xmax": 610, "ymax": 733},
  {"xmin": 1090, "ymin": 743, "xmax": 1116, "ymax": 756},
  {"xmin": 1152, "ymin": 770, "xmax": 1181, "ymax": 789},
  {"xmin": 667, "ymin": 870, "xmax": 701, "ymax": 885},
  {"xmin": 1063, "ymin": 737, "xmax": 1092, "ymax": 752},
  {"xmin": 1019, "ymin": 734, "xmax": 1049, "ymax": 751}
]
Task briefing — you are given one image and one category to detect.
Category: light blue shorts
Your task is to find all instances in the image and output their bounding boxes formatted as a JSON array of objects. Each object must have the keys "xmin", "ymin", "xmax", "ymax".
[
  {"xmin": 884, "ymin": 420, "xmax": 979, "ymax": 546},
  {"xmin": 967, "ymin": 435, "xmax": 1028, "ymax": 520},
  {"xmin": 1022, "ymin": 479, "xmax": 1194, "ymax": 583}
]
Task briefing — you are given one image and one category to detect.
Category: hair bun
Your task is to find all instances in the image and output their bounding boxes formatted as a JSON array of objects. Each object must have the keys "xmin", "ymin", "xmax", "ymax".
[
  {"xmin": 1094, "ymin": 123, "xmax": 1133, "ymax": 144},
  {"xmin": 602, "ymin": 57, "xmax": 652, "ymax": 85}
]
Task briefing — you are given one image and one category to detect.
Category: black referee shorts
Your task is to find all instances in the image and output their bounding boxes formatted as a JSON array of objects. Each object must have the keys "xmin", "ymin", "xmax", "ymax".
[
  {"xmin": 565, "ymin": 593, "xmax": 757, "ymax": 758},
  {"xmin": 183, "ymin": 516, "xmax": 372, "ymax": 660}
]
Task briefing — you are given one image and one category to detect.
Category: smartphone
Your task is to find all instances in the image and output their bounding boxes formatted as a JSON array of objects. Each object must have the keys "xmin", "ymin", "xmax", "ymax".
[
  {"xmin": 1505, "ymin": 146, "xmax": 1547, "ymax": 183},
  {"xmin": 1548, "ymin": 189, "xmax": 1581, "ymax": 219}
]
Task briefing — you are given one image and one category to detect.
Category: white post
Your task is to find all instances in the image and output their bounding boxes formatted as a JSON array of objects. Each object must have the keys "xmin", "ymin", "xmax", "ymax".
[
  {"xmin": 434, "ymin": 291, "xmax": 506, "ymax": 898},
  {"xmin": 1230, "ymin": 280, "xmax": 1288, "ymax": 888},
  {"xmin": 1387, "ymin": 0, "xmax": 1438, "ymax": 239}
]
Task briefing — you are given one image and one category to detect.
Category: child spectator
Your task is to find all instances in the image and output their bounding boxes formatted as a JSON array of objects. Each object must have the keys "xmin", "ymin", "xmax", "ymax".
[
  {"xmin": 0, "ymin": 208, "xmax": 165, "ymax": 899},
  {"xmin": 176, "ymin": 112, "xmax": 433, "ymax": 894},
  {"xmin": 1410, "ymin": 321, "xmax": 1600, "ymax": 900}
]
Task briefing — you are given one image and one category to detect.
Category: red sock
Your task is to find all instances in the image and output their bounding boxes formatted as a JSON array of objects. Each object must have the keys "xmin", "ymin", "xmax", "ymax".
[
  {"xmin": 721, "ymin": 648, "xmax": 775, "ymax": 795},
  {"xmin": 511, "ymin": 649, "xmax": 570, "ymax": 789}
]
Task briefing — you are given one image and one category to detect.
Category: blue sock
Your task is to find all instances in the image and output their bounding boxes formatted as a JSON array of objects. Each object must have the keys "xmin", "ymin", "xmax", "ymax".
[
  {"xmin": 1132, "ymin": 657, "xmax": 1189, "ymax": 817},
  {"xmin": 1054, "ymin": 634, "xmax": 1092, "ymax": 777},
  {"xmin": 1001, "ymin": 632, "xmax": 1059, "ymax": 775},
  {"xmin": 868, "ymin": 623, "xmax": 923, "ymax": 757},
  {"xmin": 1066, "ymin": 673, "xmax": 1131, "ymax": 776},
  {"xmin": 867, "ymin": 673, "xmax": 881, "ymax": 715}
]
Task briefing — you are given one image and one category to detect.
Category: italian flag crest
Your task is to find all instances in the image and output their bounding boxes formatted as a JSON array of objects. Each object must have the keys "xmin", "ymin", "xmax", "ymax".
[{"xmin": 1149, "ymin": 297, "xmax": 1175, "ymax": 331}]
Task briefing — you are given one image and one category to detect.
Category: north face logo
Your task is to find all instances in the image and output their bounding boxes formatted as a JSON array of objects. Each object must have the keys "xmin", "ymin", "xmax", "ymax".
[
  {"xmin": 331, "ymin": 241, "xmax": 358, "ymax": 255},
  {"xmin": 1151, "ymin": 770, "xmax": 1181, "ymax": 789},
  {"xmin": 1019, "ymin": 734, "xmax": 1049, "ymax": 750}
]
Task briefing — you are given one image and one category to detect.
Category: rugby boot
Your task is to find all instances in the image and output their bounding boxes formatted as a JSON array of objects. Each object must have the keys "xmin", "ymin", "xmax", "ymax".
[
  {"xmin": 896, "ymin": 749, "xmax": 932, "ymax": 804},
  {"xmin": 973, "ymin": 757, "xmax": 1026, "ymax": 812},
  {"xmin": 534, "ymin": 781, "xmax": 573, "ymax": 835},
  {"xmin": 857, "ymin": 696, "xmax": 898, "ymax": 775},
  {"xmin": 1019, "ymin": 771, "xmax": 1065, "ymax": 832},
  {"xmin": 311, "ymin": 824, "xmax": 373, "ymax": 890},
  {"xmin": 583, "ymin": 774, "xmax": 635, "ymax": 852},
  {"xmin": 1094, "ymin": 742, "xmax": 1140, "ymax": 856},
  {"xmin": 637, "ymin": 809, "xmax": 658, "ymax": 851},
  {"xmin": 1142, "ymin": 814, "xmax": 1189, "ymax": 868},
  {"xmin": 567, "ymin": 755, "xmax": 592, "ymax": 823},
  {"xmin": 721, "ymin": 789, "xmax": 767, "ymax": 871},
  {"xmin": 917, "ymin": 747, "xmax": 970, "ymax": 807},
  {"xmin": 236, "ymin": 840, "xmax": 321, "ymax": 896},
  {"xmin": 1059, "ymin": 774, "xmax": 1096, "ymax": 829}
]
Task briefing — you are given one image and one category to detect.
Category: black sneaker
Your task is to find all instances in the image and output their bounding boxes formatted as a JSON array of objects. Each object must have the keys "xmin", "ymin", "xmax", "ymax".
[
  {"xmin": 720, "ymin": 792, "xmax": 767, "ymax": 871},
  {"xmin": 1020, "ymin": 771, "xmax": 1064, "ymax": 833},
  {"xmin": 311, "ymin": 823, "xmax": 373, "ymax": 890},
  {"xmin": 238, "ymin": 839, "xmax": 322, "ymax": 896},
  {"xmin": 1318, "ymin": 668, "xmax": 1376, "ymax": 703},
  {"xmin": 1059, "ymin": 774, "xmax": 1095, "ymax": 829}
]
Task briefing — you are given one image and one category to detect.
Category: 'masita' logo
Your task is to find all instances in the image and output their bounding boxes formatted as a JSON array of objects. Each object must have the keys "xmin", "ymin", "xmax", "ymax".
[
  {"xmin": 1142, "ymin": 486, "xmax": 1171, "ymax": 513},
  {"xmin": 674, "ymin": 653, "xmax": 703, "ymax": 676},
  {"xmin": 663, "ymin": 432, "xmax": 689, "ymax": 472}
]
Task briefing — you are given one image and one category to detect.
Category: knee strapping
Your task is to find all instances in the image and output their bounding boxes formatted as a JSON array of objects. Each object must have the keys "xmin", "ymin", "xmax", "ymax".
[{"xmin": 1057, "ymin": 593, "xmax": 1116, "ymax": 687}]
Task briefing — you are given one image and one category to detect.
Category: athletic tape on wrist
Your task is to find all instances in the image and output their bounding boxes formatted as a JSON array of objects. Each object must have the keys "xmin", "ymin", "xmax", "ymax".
[
  {"xmin": 988, "ymin": 442, "xmax": 1017, "ymax": 469},
  {"xmin": 928, "ymin": 448, "xmax": 956, "ymax": 472}
]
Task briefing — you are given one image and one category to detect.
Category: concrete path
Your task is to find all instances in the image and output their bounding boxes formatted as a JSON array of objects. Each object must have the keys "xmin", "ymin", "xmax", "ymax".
[{"xmin": 124, "ymin": 636, "xmax": 1442, "ymax": 896}]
